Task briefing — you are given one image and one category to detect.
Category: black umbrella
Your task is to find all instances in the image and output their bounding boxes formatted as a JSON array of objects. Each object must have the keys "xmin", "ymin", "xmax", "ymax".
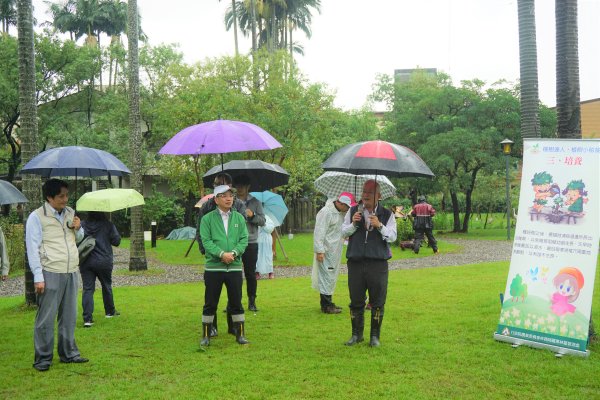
[
  {"xmin": 322, "ymin": 140, "xmax": 434, "ymax": 178},
  {"xmin": 0, "ymin": 180, "xmax": 28, "ymax": 205},
  {"xmin": 202, "ymin": 160, "xmax": 289, "ymax": 191}
]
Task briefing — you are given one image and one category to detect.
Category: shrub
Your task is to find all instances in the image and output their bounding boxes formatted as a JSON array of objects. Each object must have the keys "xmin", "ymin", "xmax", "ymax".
[
  {"xmin": 111, "ymin": 191, "xmax": 185, "ymax": 237},
  {"xmin": 0, "ymin": 214, "xmax": 24, "ymax": 275},
  {"xmin": 396, "ymin": 217, "xmax": 414, "ymax": 242}
]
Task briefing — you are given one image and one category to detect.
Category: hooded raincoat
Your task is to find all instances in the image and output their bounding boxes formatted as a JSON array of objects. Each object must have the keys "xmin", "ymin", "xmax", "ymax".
[{"xmin": 311, "ymin": 200, "xmax": 346, "ymax": 295}]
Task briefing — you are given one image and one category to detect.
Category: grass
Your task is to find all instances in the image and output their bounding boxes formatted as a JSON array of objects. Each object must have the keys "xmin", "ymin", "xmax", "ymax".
[
  {"xmin": 1, "ymin": 261, "xmax": 599, "ymax": 399},
  {"xmin": 120, "ymin": 233, "xmax": 462, "ymax": 268}
]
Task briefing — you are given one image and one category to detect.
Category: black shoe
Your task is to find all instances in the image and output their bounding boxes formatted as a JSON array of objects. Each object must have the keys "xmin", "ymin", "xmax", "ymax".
[
  {"xmin": 83, "ymin": 320, "xmax": 94, "ymax": 328},
  {"xmin": 33, "ymin": 364, "xmax": 50, "ymax": 372},
  {"xmin": 60, "ymin": 356, "xmax": 89, "ymax": 364},
  {"xmin": 322, "ymin": 305, "xmax": 342, "ymax": 314},
  {"xmin": 345, "ymin": 335, "xmax": 364, "ymax": 346},
  {"xmin": 105, "ymin": 311, "xmax": 120, "ymax": 318},
  {"xmin": 369, "ymin": 336, "xmax": 381, "ymax": 347}
]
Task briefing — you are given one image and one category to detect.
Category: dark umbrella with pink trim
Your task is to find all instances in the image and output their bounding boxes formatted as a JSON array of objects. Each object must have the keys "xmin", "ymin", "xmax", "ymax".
[{"xmin": 321, "ymin": 140, "xmax": 434, "ymax": 178}]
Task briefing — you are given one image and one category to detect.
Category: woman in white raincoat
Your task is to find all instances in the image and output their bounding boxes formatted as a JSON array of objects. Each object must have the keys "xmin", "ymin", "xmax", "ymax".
[
  {"xmin": 256, "ymin": 215, "xmax": 276, "ymax": 279},
  {"xmin": 311, "ymin": 192, "xmax": 356, "ymax": 314}
]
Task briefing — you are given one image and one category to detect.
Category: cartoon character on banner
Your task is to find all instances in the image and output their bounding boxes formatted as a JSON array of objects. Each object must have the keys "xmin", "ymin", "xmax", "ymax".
[
  {"xmin": 550, "ymin": 267, "xmax": 584, "ymax": 316},
  {"xmin": 562, "ymin": 179, "xmax": 588, "ymax": 214},
  {"xmin": 531, "ymin": 172, "xmax": 553, "ymax": 213}
]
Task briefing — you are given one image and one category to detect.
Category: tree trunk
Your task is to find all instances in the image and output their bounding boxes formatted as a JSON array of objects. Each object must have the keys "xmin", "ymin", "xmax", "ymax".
[
  {"xmin": 450, "ymin": 191, "xmax": 461, "ymax": 232},
  {"xmin": 556, "ymin": 0, "xmax": 581, "ymax": 138},
  {"xmin": 231, "ymin": 0, "xmax": 239, "ymax": 56},
  {"xmin": 517, "ymin": 0, "xmax": 540, "ymax": 138},
  {"xmin": 127, "ymin": 0, "xmax": 147, "ymax": 271},
  {"xmin": 17, "ymin": 0, "xmax": 41, "ymax": 305}
]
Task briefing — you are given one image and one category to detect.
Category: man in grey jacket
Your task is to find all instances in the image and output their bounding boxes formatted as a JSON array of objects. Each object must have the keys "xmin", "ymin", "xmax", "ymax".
[
  {"xmin": 233, "ymin": 174, "xmax": 266, "ymax": 312},
  {"xmin": 26, "ymin": 179, "xmax": 89, "ymax": 371}
]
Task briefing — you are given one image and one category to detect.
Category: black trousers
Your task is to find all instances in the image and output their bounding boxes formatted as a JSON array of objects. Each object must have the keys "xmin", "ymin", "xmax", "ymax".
[
  {"xmin": 414, "ymin": 228, "xmax": 438, "ymax": 253},
  {"xmin": 203, "ymin": 271, "xmax": 244, "ymax": 316},
  {"xmin": 347, "ymin": 258, "xmax": 388, "ymax": 314},
  {"xmin": 81, "ymin": 266, "xmax": 115, "ymax": 322},
  {"xmin": 242, "ymin": 243, "xmax": 258, "ymax": 298}
]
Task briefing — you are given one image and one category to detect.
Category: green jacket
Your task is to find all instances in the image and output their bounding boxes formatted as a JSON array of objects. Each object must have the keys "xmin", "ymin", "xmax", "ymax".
[{"xmin": 200, "ymin": 208, "xmax": 248, "ymax": 272}]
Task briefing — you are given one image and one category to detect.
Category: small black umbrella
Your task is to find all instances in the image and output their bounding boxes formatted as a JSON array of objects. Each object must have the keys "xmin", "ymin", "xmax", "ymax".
[
  {"xmin": 322, "ymin": 140, "xmax": 434, "ymax": 178},
  {"xmin": 0, "ymin": 180, "xmax": 28, "ymax": 205},
  {"xmin": 202, "ymin": 160, "xmax": 289, "ymax": 191}
]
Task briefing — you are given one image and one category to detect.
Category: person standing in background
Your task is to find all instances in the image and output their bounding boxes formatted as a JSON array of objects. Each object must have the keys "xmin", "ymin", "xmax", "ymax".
[
  {"xmin": 256, "ymin": 214, "xmax": 276, "ymax": 279},
  {"xmin": 80, "ymin": 211, "xmax": 122, "ymax": 328},
  {"xmin": 411, "ymin": 195, "xmax": 438, "ymax": 255},
  {"xmin": 0, "ymin": 226, "xmax": 9, "ymax": 280},
  {"xmin": 312, "ymin": 192, "xmax": 356, "ymax": 314},
  {"xmin": 233, "ymin": 174, "xmax": 266, "ymax": 312}
]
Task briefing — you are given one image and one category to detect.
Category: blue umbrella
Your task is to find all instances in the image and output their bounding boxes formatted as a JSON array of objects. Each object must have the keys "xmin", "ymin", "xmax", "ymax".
[
  {"xmin": 20, "ymin": 146, "xmax": 131, "ymax": 178},
  {"xmin": 250, "ymin": 191, "xmax": 288, "ymax": 226}
]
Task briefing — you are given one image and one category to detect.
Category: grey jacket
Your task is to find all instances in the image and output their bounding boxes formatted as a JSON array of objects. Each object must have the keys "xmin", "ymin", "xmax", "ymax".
[{"xmin": 240, "ymin": 195, "xmax": 266, "ymax": 244}]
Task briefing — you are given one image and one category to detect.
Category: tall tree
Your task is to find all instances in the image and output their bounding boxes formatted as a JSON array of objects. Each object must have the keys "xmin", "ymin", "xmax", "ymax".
[
  {"xmin": 517, "ymin": 0, "xmax": 540, "ymax": 138},
  {"xmin": 555, "ymin": 0, "xmax": 581, "ymax": 138},
  {"xmin": 221, "ymin": 0, "xmax": 239, "ymax": 55},
  {"xmin": 0, "ymin": 0, "xmax": 17, "ymax": 32},
  {"xmin": 127, "ymin": 0, "xmax": 146, "ymax": 270},
  {"xmin": 17, "ymin": 0, "xmax": 40, "ymax": 305}
]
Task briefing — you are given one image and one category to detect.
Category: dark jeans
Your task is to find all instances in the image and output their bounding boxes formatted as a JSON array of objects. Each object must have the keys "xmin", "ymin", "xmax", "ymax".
[
  {"xmin": 81, "ymin": 266, "xmax": 115, "ymax": 322},
  {"xmin": 242, "ymin": 243, "xmax": 258, "ymax": 298},
  {"xmin": 414, "ymin": 228, "xmax": 438, "ymax": 253},
  {"xmin": 203, "ymin": 271, "xmax": 244, "ymax": 316},
  {"xmin": 347, "ymin": 258, "xmax": 388, "ymax": 315}
]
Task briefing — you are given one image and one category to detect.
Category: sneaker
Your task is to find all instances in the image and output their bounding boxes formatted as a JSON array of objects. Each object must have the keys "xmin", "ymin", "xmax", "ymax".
[
  {"xmin": 105, "ymin": 311, "xmax": 121, "ymax": 318},
  {"xmin": 83, "ymin": 321, "xmax": 94, "ymax": 328}
]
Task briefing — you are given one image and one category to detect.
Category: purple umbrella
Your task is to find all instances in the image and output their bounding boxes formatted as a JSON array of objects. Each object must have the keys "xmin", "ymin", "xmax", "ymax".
[{"xmin": 158, "ymin": 119, "xmax": 282, "ymax": 155}]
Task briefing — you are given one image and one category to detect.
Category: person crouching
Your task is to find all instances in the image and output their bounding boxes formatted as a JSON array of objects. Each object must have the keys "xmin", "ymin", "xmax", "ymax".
[{"xmin": 199, "ymin": 185, "xmax": 249, "ymax": 346}]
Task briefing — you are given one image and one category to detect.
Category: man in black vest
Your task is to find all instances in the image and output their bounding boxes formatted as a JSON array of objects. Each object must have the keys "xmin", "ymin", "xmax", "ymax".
[{"xmin": 342, "ymin": 180, "xmax": 397, "ymax": 347}]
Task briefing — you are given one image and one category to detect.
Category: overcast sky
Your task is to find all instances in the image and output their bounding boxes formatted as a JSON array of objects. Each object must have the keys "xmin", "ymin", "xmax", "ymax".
[{"xmin": 33, "ymin": 0, "xmax": 600, "ymax": 111}]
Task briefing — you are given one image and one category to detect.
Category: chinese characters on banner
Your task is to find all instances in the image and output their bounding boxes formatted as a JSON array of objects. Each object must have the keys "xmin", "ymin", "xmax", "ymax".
[{"xmin": 494, "ymin": 139, "xmax": 599, "ymax": 356}]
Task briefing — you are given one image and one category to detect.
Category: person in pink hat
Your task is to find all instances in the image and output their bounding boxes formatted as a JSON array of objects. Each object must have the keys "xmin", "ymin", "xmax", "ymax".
[{"xmin": 312, "ymin": 192, "xmax": 357, "ymax": 314}]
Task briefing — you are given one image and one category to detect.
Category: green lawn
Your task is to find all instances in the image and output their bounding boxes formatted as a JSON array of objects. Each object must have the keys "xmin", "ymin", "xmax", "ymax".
[
  {"xmin": 1, "ymin": 261, "xmax": 599, "ymax": 399},
  {"xmin": 121, "ymin": 233, "xmax": 462, "ymax": 267}
]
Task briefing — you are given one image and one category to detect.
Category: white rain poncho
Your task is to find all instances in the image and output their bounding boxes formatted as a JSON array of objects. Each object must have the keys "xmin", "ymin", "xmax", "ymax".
[
  {"xmin": 311, "ymin": 200, "xmax": 346, "ymax": 295},
  {"xmin": 256, "ymin": 215, "xmax": 276, "ymax": 275}
]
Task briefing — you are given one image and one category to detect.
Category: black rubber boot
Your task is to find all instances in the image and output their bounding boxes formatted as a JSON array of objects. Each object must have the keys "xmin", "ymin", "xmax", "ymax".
[
  {"xmin": 210, "ymin": 313, "xmax": 218, "ymax": 337},
  {"xmin": 200, "ymin": 322, "xmax": 212, "ymax": 347},
  {"xmin": 234, "ymin": 321, "xmax": 250, "ymax": 345},
  {"xmin": 369, "ymin": 307, "xmax": 384, "ymax": 347},
  {"xmin": 328, "ymin": 295, "xmax": 343, "ymax": 311},
  {"xmin": 227, "ymin": 310, "xmax": 235, "ymax": 335},
  {"xmin": 345, "ymin": 311, "xmax": 364, "ymax": 346},
  {"xmin": 248, "ymin": 296, "xmax": 258, "ymax": 312}
]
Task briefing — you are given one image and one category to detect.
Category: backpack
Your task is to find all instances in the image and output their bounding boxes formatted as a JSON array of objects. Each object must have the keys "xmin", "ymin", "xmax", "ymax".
[{"xmin": 77, "ymin": 236, "xmax": 96, "ymax": 264}]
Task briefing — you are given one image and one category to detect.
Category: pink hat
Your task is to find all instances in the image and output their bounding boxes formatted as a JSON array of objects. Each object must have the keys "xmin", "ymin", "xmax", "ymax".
[{"xmin": 337, "ymin": 192, "xmax": 357, "ymax": 207}]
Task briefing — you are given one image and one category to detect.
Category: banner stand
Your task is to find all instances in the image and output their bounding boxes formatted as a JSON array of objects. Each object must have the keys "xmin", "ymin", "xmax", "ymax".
[
  {"xmin": 494, "ymin": 138, "xmax": 599, "ymax": 357},
  {"xmin": 493, "ymin": 333, "xmax": 590, "ymax": 357}
]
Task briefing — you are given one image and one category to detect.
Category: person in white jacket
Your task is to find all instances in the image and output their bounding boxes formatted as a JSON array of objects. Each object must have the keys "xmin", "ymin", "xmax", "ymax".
[
  {"xmin": 312, "ymin": 192, "xmax": 356, "ymax": 314},
  {"xmin": 0, "ymin": 226, "xmax": 9, "ymax": 280}
]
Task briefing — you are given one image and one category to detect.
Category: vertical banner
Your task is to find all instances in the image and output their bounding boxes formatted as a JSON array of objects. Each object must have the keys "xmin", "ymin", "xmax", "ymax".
[{"xmin": 495, "ymin": 139, "xmax": 599, "ymax": 356}]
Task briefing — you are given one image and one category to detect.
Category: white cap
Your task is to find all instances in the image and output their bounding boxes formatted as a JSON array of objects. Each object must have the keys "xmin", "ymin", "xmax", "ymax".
[{"xmin": 213, "ymin": 185, "xmax": 233, "ymax": 196}]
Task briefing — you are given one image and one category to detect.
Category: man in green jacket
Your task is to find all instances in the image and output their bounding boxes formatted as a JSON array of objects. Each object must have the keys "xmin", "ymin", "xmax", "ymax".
[{"xmin": 200, "ymin": 185, "xmax": 249, "ymax": 347}]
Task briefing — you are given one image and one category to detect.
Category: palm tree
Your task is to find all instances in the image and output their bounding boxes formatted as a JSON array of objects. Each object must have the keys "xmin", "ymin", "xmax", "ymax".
[
  {"xmin": 103, "ymin": 0, "xmax": 127, "ymax": 88},
  {"xmin": 517, "ymin": 0, "xmax": 540, "ymax": 138},
  {"xmin": 555, "ymin": 0, "xmax": 581, "ymax": 138},
  {"xmin": 46, "ymin": 0, "xmax": 78, "ymax": 40},
  {"xmin": 221, "ymin": 0, "xmax": 239, "ymax": 56},
  {"xmin": 127, "ymin": 0, "xmax": 146, "ymax": 271},
  {"xmin": 0, "ymin": 0, "xmax": 17, "ymax": 32},
  {"xmin": 16, "ymin": 0, "xmax": 41, "ymax": 305}
]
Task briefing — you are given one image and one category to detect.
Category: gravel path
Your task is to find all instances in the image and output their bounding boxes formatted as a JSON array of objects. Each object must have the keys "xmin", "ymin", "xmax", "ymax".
[{"xmin": 0, "ymin": 238, "xmax": 513, "ymax": 297}]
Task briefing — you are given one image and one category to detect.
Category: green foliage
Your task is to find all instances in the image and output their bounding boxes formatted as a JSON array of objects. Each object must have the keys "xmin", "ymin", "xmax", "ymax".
[
  {"xmin": 113, "ymin": 191, "xmax": 184, "ymax": 237},
  {"xmin": 396, "ymin": 217, "xmax": 414, "ymax": 242},
  {"xmin": 0, "ymin": 215, "xmax": 23, "ymax": 275}
]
